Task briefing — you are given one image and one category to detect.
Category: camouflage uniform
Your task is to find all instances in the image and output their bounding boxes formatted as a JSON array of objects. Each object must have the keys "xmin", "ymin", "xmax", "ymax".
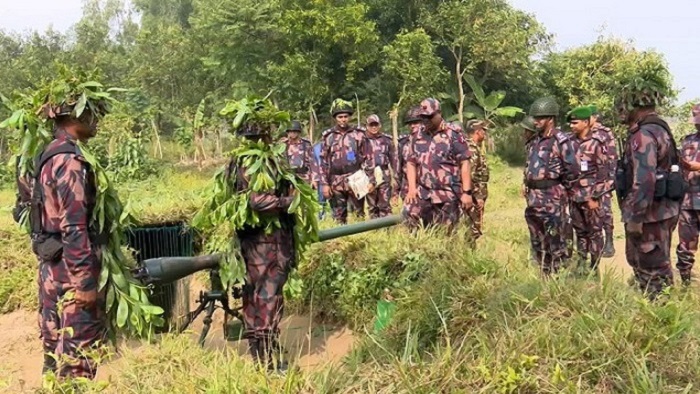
[
  {"xmin": 28, "ymin": 130, "xmax": 106, "ymax": 379},
  {"xmin": 570, "ymin": 132, "xmax": 608, "ymax": 269},
  {"xmin": 620, "ymin": 113, "xmax": 680, "ymax": 295},
  {"xmin": 466, "ymin": 133, "xmax": 489, "ymax": 240},
  {"xmin": 676, "ymin": 129, "xmax": 700, "ymax": 280},
  {"xmin": 283, "ymin": 136, "xmax": 318, "ymax": 185},
  {"xmin": 592, "ymin": 124, "xmax": 618, "ymax": 252},
  {"xmin": 524, "ymin": 129, "xmax": 579, "ymax": 275},
  {"xmin": 561, "ymin": 131, "xmax": 576, "ymax": 260},
  {"xmin": 320, "ymin": 125, "xmax": 376, "ymax": 224},
  {"xmin": 397, "ymin": 134, "xmax": 412, "ymax": 199},
  {"xmin": 406, "ymin": 120, "xmax": 471, "ymax": 230},
  {"xmin": 228, "ymin": 160, "xmax": 295, "ymax": 366},
  {"xmin": 365, "ymin": 117, "xmax": 398, "ymax": 219}
]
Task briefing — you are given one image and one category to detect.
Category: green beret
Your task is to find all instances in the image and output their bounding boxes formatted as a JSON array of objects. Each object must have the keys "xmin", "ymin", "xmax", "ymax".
[
  {"xmin": 566, "ymin": 106, "xmax": 592, "ymax": 122},
  {"xmin": 588, "ymin": 105, "xmax": 599, "ymax": 115}
]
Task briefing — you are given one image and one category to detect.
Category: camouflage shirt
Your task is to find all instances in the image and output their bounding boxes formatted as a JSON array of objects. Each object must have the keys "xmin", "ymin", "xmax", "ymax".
[
  {"xmin": 282, "ymin": 137, "xmax": 318, "ymax": 184},
  {"xmin": 407, "ymin": 124, "xmax": 471, "ymax": 203},
  {"xmin": 38, "ymin": 130, "xmax": 99, "ymax": 290},
  {"xmin": 570, "ymin": 133, "xmax": 607, "ymax": 203},
  {"xmin": 319, "ymin": 125, "xmax": 376, "ymax": 188},
  {"xmin": 367, "ymin": 132, "xmax": 398, "ymax": 186},
  {"xmin": 592, "ymin": 124, "xmax": 617, "ymax": 187},
  {"xmin": 523, "ymin": 129, "xmax": 579, "ymax": 208},
  {"xmin": 680, "ymin": 132, "xmax": 700, "ymax": 210},
  {"xmin": 467, "ymin": 137, "xmax": 489, "ymax": 200},
  {"xmin": 620, "ymin": 114, "xmax": 680, "ymax": 223}
]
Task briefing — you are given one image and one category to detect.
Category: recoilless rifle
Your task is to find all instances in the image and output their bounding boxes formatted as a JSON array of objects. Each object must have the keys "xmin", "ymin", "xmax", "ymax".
[{"xmin": 132, "ymin": 214, "xmax": 403, "ymax": 345}]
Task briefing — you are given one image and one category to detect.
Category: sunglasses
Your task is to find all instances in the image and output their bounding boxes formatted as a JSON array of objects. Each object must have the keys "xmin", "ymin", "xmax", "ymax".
[{"xmin": 368, "ymin": 122, "xmax": 380, "ymax": 127}]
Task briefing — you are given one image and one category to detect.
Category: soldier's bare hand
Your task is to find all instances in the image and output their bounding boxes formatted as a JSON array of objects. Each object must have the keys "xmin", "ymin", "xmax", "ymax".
[
  {"xmin": 368, "ymin": 183, "xmax": 376, "ymax": 194},
  {"xmin": 476, "ymin": 199, "xmax": 485, "ymax": 209},
  {"xmin": 460, "ymin": 194, "xmax": 474, "ymax": 211},
  {"xmin": 520, "ymin": 184, "xmax": 527, "ymax": 198},
  {"xmin": 323, "ymin": 185, "xmax": 331, "ymax": 199},
  {"xmin": 312, "ymin": 181, "xmax": 318, "ymax": 190},
  {"xmin": 627, "ymin": 221, "xmax": 643, "ymax": 237},
  {"xmin": 587, "ymin": 199, "xmax": 600, "ymax": 210},
  {"xmin": 391, "ymin": 195, "xmax": 399, "ymax": 206},
  {"xmin": 406, "ymin": 188, "xmax": 418, "ymax": 204}
]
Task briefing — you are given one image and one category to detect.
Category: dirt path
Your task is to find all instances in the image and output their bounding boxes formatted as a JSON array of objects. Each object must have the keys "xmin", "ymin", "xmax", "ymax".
[{"xmin": 599, "ymin": 239, "xmax": 634, "ymax": 280}]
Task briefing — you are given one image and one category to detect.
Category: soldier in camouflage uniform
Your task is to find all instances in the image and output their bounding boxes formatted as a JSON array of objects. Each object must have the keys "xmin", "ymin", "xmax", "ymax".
[
  {"xmin": 404, "ymin": 98, "xmax": 473, "ymax": 231},
  {"xmin": 228, "ymin": 123, "xmax": 296, "ymax": 373},
  {"xmin": 616, "ymin": 87, "xmax": 681, "ymax": 298},
  {"xmin": 567, "ymin": 106, "xmax": 608, "ymax": 271},
  {"xmin": 398, "ymin": 107, "xmax": 422, "ymax": 227},
  {"xmin": 524, "ymin": 97, "xmax": 579, "ymax": 275},
  {"xmin": 364, "ymin": 114, "xmax": 398, "ymax": 218},
  {"xmin": 320, "ymin": 100, "xmax": 376, "ymax": 224},
  {"xmin": 13, "ymin": 101, "xmax": 109, "ymax": 379},
  {"xmin": 465, "ymin": 120, "xmax": 490, "ymax": 241},
  {"xmin": 676, "ymin": 104, "xmax": 700, "ymax": 285},
  {"xmin": 589, "ymin": 105, "xmax": 618, "ymax": 257},
  {"xmin": 282, "ymin": 120, "xmax": 318, "ymax": 188}
]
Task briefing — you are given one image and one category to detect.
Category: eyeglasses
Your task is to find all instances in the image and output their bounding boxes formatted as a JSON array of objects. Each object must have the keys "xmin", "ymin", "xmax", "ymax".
[{"xmin": 368, "ymin": 122, "xmax": 380, "ymax": 127}]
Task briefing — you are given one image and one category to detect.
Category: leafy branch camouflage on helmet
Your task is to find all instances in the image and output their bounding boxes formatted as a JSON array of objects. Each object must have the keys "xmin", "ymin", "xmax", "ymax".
[
  {"xmin": 220, "ymin": 96, "xmax": 291, "ymax": 136},
  {"xmin": 331, "ymin": 98, "xmax": 354, "ymax": 117},
  {"xmin": 692, "ymin": 104, "xmax": 700, "ymax": 124},
  {"xmin": 616, "ymin": 70, "xmax": 674, "ymax": 111},
  {"xmin": 404, "ymin": 106, "xmax": 422, "ymax": 124},
  {"xmin": 419, "ymin": 98, "xmax": 441, "ymax": 117},
  {"xmin": 519, "ymin": 116, "xmax": 537, "ymax": 132},
  {"xmin": 529, "ymin": 97, "xmax": 559, "ymax": 117}
]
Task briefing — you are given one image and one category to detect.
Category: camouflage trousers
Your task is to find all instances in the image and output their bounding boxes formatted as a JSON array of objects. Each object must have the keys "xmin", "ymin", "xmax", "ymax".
[
  {"xmin": 404, "ymin": 199, "xmax": 460, "ymax": 232},
  {"xmin": 570, "ymin": 202, "xmax": 604, "ymax": 268},
  {"xmin": 38, "ymin": 260, "xmax": 106, "ymax": 379},
  {"xmin": 366, "ymin": 182, "xmax": 392, "ymax": 219},
  {"xmin": 348, "ymin": 193, "xmax": 366, "ymax": 219},
  {"xmin": 329, "ymin": 189, "xmax": 353, "ymax": 224},
  {"xmin": 625, "ymin": 216, "xmax": 678, "ymax": 297},
  {"xmin": 465, "ymin": 199, "xmax": 486, "ymax": 240},
  {"xmin": 601, "ymin": 193, "xmax": 614, "ymax": 233},
  {"xmin": 240, "ymin": 230, "xmax": 293, "ymax": 343},
  {"xmin": 563, "ymin": 201, "xmax": 574, "ymax": 259},
  {"xmin": 525, "ymin": 205, "xmax": 566, "ymax": 275},
  {"xmin": 676, "ymin": 209, "xmax": 700, "ymax": 274}
]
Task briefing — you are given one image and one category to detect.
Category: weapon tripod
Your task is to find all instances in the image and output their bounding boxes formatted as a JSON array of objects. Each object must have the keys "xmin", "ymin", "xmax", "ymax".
[{"xmin": 177, "ymin": 268, "xmax": 244, "ymax": 346}]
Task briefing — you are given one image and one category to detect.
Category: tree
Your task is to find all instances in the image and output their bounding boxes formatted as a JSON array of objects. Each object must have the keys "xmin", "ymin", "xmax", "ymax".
[
  {"xmin": 463, "ymin": 74, "xmax": 522, "ymax": 124},
  {"xmin": 540, "ymin": 36, "xmax": 676, "ymax": 118},
  {"xmin": 421, "ymin": 0, "xmax": 549, "ymax": 123}
]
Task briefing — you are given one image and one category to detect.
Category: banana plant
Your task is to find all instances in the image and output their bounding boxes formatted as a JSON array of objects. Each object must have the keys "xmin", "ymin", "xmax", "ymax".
[{"xmin": 463, "ymin": 74, "xmax": 523, "ymax": 125}]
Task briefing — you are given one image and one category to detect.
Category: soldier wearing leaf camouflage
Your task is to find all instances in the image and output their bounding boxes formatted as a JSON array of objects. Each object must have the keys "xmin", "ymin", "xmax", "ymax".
[
  {"xmin": 227, "ymin": 123, "xmax": 295, "ymax": 374},
  {"xmin": 320, "ymin": 100, "xmax": 376, "ymax": 224},
  {"xmin": 616, "ymin": 87, "xmax": 681, "ymax": 298},
  {"xmin": 465, "ymin": 120, "xmax": 490, "ymax": 241},
  {"xmin": 15, "ymin": 101, "xmax": 108, "ymax": 379},
  {"xmin": 589, "ymin": 105, "xmax": 618, "ymax": 257},
  {"xmin": 364, "ymin": 114, "xmax": 398, "ymax": 218},
  {"xmin": 524, "ymin": 97, "xmax": 579, "ymax": 275},
  {"xmin": 567, "ymin": 106, "xmax": 608, "ymax": 271},
  {"xmin": 405, "ymin": 98, "xmax": 474, "ymax": 231},
  {"xmin": 675, "ymin": 104, "xmax": 700, "ymax": 285},
  {"xmin": 282, "ymin": 120, "xmax": 318, "ymax": 187}
]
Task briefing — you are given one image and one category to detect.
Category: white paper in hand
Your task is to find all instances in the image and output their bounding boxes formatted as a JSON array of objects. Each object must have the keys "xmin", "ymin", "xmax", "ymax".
[
  {"xmin": 348, "ymin": 170, "xmax": 371, "ymax": 199},
  {"xmin": 374, "ymin": 166, "xmax": 384, "ymax": 185}
]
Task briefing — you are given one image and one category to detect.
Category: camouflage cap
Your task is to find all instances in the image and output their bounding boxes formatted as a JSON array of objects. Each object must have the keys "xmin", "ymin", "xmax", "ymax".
[
  {"xmin": 419, "ymin": 98, "xmax": 441, "ymax": 117},
  {"xmin": 404, "ymin": 106, "xmax": 422, "ymax": 124},
  {"xmin": 366, "ymin": 114, "xmax": 381, "ymax": 125},
  {"xmin": 466, "ymin": 119, "xmax": 488, "ymax": 132},
  {"xmin": 692, "ymin": 104, "xmax": 700, "ymax": 124}
]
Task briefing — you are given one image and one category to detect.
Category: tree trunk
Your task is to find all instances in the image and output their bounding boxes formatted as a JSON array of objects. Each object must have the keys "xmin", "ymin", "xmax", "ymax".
[
  {"xmin": 150, "ymin": 118, "xmax": 163, "ymax": 159},
  {"xmin": 309, "ymin": 108, "xmax": 315, "ymax": 141},
  {"xmin": 456, "ymin": 59, "xmax": 464, "ymax": 125},
  {"xmin": 355, "ymin": 93, "xmax": 361, "ymax": 127},
  {"xmin": 390, "ymin": 107, "xmax": 399, "ymax": 149}
]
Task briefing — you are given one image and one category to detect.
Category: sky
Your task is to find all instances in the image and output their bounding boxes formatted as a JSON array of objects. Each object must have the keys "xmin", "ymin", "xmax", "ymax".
[{"xmin": 0, "ymin": 0, "xmax": 698, "ymax": 103}]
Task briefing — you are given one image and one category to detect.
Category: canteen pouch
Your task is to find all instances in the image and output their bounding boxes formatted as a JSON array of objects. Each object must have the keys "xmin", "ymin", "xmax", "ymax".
[
  {"xmin": 666, "ymin": 170, "xmax": 686, "ymax": 201},
  {"xmin": 654, "ymin": 171, "xmax": 667, "ymax": 199},
  {"xmin": 32, "ymin": 234, "xmax": 63, "ymax": 262}
]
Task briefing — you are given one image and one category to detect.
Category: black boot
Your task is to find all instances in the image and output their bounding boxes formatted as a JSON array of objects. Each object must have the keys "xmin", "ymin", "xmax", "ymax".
[
  {"xmin": 248, "ymin": 338, "xmax": 264, "ymax": 366},
  {"xmin": 681, "ymin": 271, "xmax": 692, "ymax": 286},
  {"xmin": 261, "ymin": 337, "xmax": 288, "ymax": 375},
  {"xmin": 602, "ymin": 230, "xmax": 615, "ymax": 258}
]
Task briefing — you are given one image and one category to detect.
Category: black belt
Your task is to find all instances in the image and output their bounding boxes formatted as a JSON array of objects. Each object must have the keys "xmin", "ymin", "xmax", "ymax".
[
  {"xmin": 293, "ymin": 166, "xmax": 309, "ymax": 174},
  {"xmin": 525, "ymin": 179, "xmax": 561, "ymax": 190},
  {"xmin": 330, "ymin": 163, "xmax": 361, "ymax": 176}
]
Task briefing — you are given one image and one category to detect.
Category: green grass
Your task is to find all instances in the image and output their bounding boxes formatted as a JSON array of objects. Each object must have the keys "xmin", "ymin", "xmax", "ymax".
[{"xmin": 5, "ymin": 155, "xmax": 700, "ymax": 393}]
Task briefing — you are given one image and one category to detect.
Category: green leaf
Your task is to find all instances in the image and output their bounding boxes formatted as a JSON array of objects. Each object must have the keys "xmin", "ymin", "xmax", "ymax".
[
  {"xmin": 117, "ymin": 297, "xmax": 129, "ymax": 327},
  {"xmin": 75, "ymin": 94, "xmax": 87, "ymax": 117}
]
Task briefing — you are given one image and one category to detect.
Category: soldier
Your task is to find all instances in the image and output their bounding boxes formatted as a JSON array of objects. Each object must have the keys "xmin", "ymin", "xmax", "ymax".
[
  {"xmin": 676, "ymin": 104, "xmax": 700, "ymax": 285},
  {"xmin": 524, "ymin": 97, "xmax": 579, "ymax": 275},
  {"xmin": 17, "ymin": 99, "xmax": 110, "ymax": 379},
  {"xmin": 589, "ymin": 105, "xmax": 618, "ymax": 257},
  {"xmin": 364, "ymin": 114, "xmax": 397, "ymax": 218},
  {"xmin": 405, "ymin": 98, "xmax": 473, "ymax": 231},
  {"xmin": 228, "ymin": 122, "xmax": 296, "ymax": 373},
  {"xmin": 283, "ymin": 120, "xmax": 318, "ymax": 188},
  {"xmin": 521, "ymin": 116, "xmax": 538, "ymax": 146},
  {"xmin": 320, "ymin": 100, "xmax": 376, "ymax": 224},
  {"xmin": 398, "ymin": 107, "xmax": 424, "ymax": 201},
  {"xmin": 616, "ymin": 86, "xmax": 681, "ymax": 298},
  {"xmin": 465, "ymin": 120, "xmax": 490, "ymax": 241},
  {"xmin": 567, "ymin": 106, "xmax": 608, "ymax": 272}
]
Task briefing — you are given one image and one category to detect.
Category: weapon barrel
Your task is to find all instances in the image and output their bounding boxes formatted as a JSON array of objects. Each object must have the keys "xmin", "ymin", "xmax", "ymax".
[{"xmin": 137, "ymin": 214, "xmax": 403, "ymax": 284}]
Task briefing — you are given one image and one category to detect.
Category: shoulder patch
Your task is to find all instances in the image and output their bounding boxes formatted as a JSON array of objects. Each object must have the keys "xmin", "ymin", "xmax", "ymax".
[{"xmin": 555, "ymin": 131, "xmax": 570, "ymax": 144}]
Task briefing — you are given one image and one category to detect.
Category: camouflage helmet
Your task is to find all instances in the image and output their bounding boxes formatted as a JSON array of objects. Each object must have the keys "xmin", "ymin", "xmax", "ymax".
[
  {"xmin": 692, "ymin": 104, "xmax": 700, "ymax": 124},
  {"xmin": 419, "ymin": 98, "xmax": 441, "ymax": 117},
  {"xmin": 529, "ymin": 97, "xmax": 559, "ymax": 117},
  {"xmin": 286, "ymin": 120, "xmax": 303, "ymax": 132},
  {"xmin": 331, "ymin": 99, "xmax": 354, "ymax": 117},
  {"xmin": 404, "ymin": 106, "xmax": 422, "ymax": 124},
  {"xmin": 616, "ymin": 81, "xmax": 670, "ymax": 112},
  {"xmin": 519, "ymin": 116, "xmax": 537, "ymax": 132}
]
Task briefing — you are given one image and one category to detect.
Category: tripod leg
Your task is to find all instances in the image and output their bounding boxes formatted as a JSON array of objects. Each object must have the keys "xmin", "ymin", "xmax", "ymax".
[
  {"xmin": 178, "ymin": 297, "xmax": 208, "ymax": 334},
  {"xmin": 198, "ymin": 300, "xmax": 216, "ymax": 346}
]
